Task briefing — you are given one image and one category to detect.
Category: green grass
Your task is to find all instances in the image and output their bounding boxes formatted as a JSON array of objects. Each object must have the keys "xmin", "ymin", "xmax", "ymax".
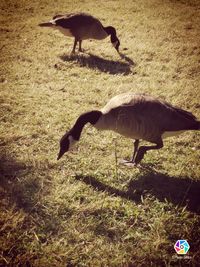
[{"xmin": 0, "ymin": 0, "xmax": 200, "ymax": 266}]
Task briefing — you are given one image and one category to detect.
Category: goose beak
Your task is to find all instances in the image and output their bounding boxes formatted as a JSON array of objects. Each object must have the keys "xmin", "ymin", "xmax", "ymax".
[{"xmin": 57, "ymin": 149, "xmax": 65, "ymax": 160}]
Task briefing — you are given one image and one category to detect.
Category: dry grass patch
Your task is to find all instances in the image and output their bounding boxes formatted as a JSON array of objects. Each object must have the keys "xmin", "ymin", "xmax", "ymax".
[{"xmin": 1, "ymin": 0, "xmax": 200, "ymax": 266}]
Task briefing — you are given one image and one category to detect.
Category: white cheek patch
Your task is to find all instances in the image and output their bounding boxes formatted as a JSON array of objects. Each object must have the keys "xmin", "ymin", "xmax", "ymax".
[
  {"xmin": 68, "ymin": 135, "xmax": 78, "ymax": 150},
  {"xmin": 112, "ymin": 41, "xmax": 118, "ymax": 47}
]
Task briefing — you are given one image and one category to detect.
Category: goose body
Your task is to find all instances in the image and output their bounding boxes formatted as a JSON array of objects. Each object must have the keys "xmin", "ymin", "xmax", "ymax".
[
  {"xmin": 95, "ymin": 93, "xmax": 197, "ymax": 141},
  {"xmin": 39, "ymin": 13, "xmax": 120, "ymax": 54},
  {"xmin": 58, "ymin": 93, "xmax": 200, "ymax": 164}
]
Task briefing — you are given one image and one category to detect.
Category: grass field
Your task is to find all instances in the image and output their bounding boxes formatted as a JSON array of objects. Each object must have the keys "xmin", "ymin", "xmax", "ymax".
[{"xmin": 1, "ymin": 0, "xmax": 200, "ymax": 266}]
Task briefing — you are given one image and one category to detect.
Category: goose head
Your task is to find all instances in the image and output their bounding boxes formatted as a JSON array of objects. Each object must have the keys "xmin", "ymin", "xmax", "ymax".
[
  {"xmin": 104, "ymin": 26, "xmax": 120, "ymax": 52},
  {"xmin": 112, "ymin": 38, "xmax": 120, "ymax": 52},
  {"xmin": 57, "ymin": 132, "xmax": 77, "ymax": 160},
  {"xmin": 57, "ymin": 110, "xmax": 102, "ymax": 160}
]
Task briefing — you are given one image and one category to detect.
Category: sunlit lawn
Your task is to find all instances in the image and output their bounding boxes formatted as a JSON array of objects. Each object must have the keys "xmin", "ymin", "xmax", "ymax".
[{"xmin": 0, "ymin": 0, "xmax": 200, "ymax": 266}]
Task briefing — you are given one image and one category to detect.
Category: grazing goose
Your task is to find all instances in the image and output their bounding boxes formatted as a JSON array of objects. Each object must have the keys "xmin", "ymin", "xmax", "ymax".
[
  {"xmin": 57, "ymin": 93, "xmax": 200, "ymax": 164},
  {"xmin": 39, "ymin": 12, "xmax": 120, "ymax": 54}
]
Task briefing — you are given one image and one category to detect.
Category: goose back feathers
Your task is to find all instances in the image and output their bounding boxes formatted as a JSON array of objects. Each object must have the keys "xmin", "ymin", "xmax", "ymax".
[
  {"xmin": 58, "ymin": 93, "xmax": 199, "ymax": 163},
  {"xmin": 95, "ymin": 93, "xmax": 199, "ymax": 142},
  {"xmin": 52, "ymin": 13, "xmax": 108, "ymax": 40}
]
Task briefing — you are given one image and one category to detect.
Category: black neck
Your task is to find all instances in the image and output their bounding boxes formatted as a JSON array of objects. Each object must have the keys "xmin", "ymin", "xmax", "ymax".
[
  {"xmin": 70, "ymin": 110, "xmax": 102, "ymax": 140},
  {"xmin": 104, "ymin": 26, "xmax": 117, "ymax": 43}
]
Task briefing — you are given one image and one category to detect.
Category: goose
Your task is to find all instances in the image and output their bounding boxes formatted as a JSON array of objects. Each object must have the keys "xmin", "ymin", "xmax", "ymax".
[
  {"xmin": 57, "ymin": 93, "xmax": 200, "ymax": 164},
  {"xmin": 39, "ymin": 12, "xmax": 120, "ymax": 54}
]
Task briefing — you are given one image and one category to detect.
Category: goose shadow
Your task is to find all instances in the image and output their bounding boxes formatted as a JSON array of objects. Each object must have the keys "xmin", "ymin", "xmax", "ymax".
[
  {"xmin": 75, "ymin": 171, "xmax": 200, "ymax": 214},
  {"xmin": 0, "ymin": 154, "xmax": 40, "ymax": 210},
  {"xmin": 0, "ymin": 154, "xmax": 27, "ymax": 186},
  {"xmin": 59, "ymin": 52, "xmax": 135, "ymax": 75},
  {"xmin": 118, "ymin": 51, "xmax": 135, "ymax": 65}
]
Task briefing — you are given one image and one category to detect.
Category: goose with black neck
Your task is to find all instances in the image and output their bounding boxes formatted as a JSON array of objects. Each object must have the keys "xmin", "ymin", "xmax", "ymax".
[
  {"xmin": 57, "ymin": 93, "xmax": 200, "ymax": 165},
  {"xmin": 39, "ymin": 12, "xmax": 120, "ymax": 55}
]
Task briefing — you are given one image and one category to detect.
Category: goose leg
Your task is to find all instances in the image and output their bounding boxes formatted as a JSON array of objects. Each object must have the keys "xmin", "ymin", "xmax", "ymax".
[
  {"xmin": 131, "ymin": 139, "xmax": 139, "ymax": 162},
  {"xmin": 119, "ymin": 139, "xmax": 139, "ymax": 166},
  {"xmin": 78, "ymin": 40, "xmax": 83, "ymax": 52},
  {"xmin": 134, "ymin": 140, "xmax": 163, "ymax": 164},
  {"xmin": 71, "ymin": 38, "xmax": 78, "ymax": 54}
]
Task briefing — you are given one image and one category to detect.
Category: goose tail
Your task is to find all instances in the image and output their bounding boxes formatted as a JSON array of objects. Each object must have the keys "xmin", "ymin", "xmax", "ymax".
[
  {"xmin": 193, "ymin": 121, "xmax": 200, "ymax": 130},
  {"xmin": 38, "ymin": 22, "xmax": 54, "ymax": 27}
]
